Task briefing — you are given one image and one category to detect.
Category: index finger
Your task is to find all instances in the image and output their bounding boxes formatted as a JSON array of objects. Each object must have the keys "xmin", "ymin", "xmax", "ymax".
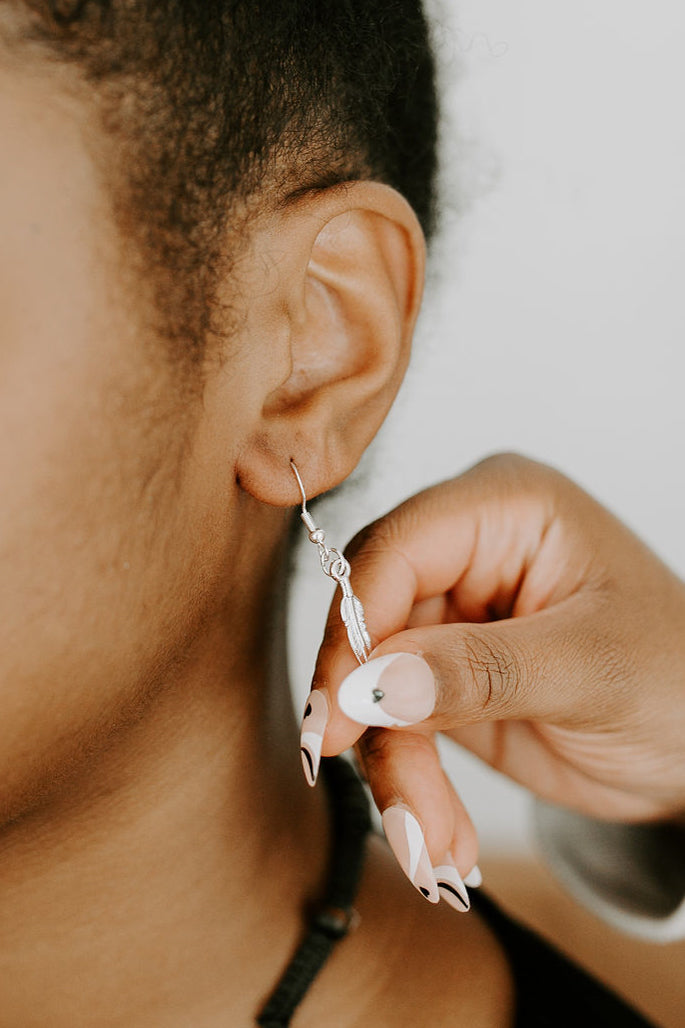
[{"xmin": 314, "ymin": 538, "xmax": 424, "ymax": 754}]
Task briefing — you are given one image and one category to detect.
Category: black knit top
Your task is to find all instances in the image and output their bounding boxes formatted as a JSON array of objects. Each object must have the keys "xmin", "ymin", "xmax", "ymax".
[{"xmin": 257, "ymin": 758, "xmax": 657, "ymax": 1027}]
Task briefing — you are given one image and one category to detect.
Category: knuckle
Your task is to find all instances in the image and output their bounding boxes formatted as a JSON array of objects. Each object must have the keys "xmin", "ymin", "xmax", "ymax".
[
  {"xmin": 357, "ymin": 727, "xmax": 394, "ymax": 769},
  {"xmin": 471, "ymin": 451, "xmax": 532, "ymax": 479},
  {"xmin": 343, "ymin": 517, "xmax": 415, "ymax": 597},
  {"xmin": 343, "ymin": 520, "xmax": 379, "ymax": 561},
  {"xmin": 573, "ymin": 624, "xmax": 635, "ymax": 722},
  {"xmin": 460, "ymin": 631, "xmax": 524, "ymax": 715},
  {"xmin": 475, "ymin": 450, "xmax": 527, "ymax": 470},
  {"xmin": 344, "ymin": 497, "xmax": 427, "ymax": 564},
  {"xmin": 471, "ymin": 451, "xmax": 555, "ymax": 494},
  {"xmin": 342, "ymin": 522, "xmax": 397, "ymax": 580},
  {"xmin": 345, "ymin": 523, "xmax": 392, "ymax": 562}
]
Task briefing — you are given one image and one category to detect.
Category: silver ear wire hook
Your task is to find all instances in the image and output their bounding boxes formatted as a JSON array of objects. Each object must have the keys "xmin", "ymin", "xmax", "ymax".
[{"xmin": 290, "ymin": 459, "xmax": 371, "ymax": 665}]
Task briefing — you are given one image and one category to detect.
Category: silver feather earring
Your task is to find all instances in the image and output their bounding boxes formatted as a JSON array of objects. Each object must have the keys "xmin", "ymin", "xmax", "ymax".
[{"xmin": 290, "ymin": 460, "xmax": 371, "ymax": 665}]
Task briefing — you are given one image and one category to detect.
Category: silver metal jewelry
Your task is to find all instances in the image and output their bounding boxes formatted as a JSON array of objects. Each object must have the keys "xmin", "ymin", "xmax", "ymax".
[{"xmin": 290, "ymin": 460, "xmax": 371, "ymax": 665}]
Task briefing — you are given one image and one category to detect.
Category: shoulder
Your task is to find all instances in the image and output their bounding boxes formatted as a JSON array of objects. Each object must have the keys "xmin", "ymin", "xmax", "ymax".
[{"xmin": 301, "ymin": 833, "xmax": 514, "ymax": 1027}]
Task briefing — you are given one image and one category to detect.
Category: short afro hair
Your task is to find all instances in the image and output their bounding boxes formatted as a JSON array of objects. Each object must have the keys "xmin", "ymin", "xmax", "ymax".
[{"xmin": 7, "ymin": 0, "xmax": 439, "ymax": 366}]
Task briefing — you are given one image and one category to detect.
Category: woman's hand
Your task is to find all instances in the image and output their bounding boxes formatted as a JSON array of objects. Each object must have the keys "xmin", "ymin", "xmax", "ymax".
[{"xmin": 303, "ymin": 454, "xmax": 685, "ymax": 901}]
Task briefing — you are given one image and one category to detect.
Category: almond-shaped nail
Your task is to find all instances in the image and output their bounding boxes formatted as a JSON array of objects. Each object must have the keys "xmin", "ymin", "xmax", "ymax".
[
  {"xmin": 300, "ymin": 690, "xmax": 329, "ymax": 787},
  {"xmin": 464, "ymin": 864, "xmax": 483, "ymax": 888},
  {"xmin": 338, "ymin": 653, "xmax": 435, "ymax": 728},
  {"xmin": 433, "ymin": 856, "xmax": 470, "ymax": 912},
  {"xmin": 381, "ymin": 806, "xmax": 439, "ymax": 903}
]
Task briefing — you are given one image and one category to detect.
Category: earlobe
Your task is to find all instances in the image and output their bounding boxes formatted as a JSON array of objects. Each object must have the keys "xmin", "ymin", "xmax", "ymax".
[{"xmin": 236, "ymin": 182, "xmax": 426, "ymax": 507}]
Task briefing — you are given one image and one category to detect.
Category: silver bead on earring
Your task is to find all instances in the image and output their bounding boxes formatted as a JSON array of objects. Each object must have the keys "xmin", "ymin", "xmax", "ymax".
[{"xmin": 290, "ymin": 460, "xmax": 371, "ymax": 665}]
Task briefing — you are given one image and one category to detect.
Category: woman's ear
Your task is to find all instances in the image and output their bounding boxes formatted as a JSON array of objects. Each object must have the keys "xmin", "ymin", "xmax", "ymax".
[{"xmin": 234, "ymin": 181, "xmax": 426, "ymax": 505}]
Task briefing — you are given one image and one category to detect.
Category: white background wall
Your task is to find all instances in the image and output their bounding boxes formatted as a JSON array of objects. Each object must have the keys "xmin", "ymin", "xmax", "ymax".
[{"xmin": 289, "ymin": 0, "xmax": 685, "ymax": 855}]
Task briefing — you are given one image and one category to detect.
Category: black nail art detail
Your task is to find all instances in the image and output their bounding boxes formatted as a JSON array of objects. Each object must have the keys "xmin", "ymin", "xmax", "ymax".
[
  {"xmin": 419, "ymin": 887, "xmax": 430, "ymax": 897},
  {"xmin": 372, "ymin": 688, "xmax": 385, "ymax": 703},
  {"xmin": 301, "ymin": 747, "xmax": 314, "ymax": 780},
  {"xmin": 437, "ymin": 882, "xmax": 469, "ymax": 908},
  {"xmin": 304, "ymin": 702, "xmax": 312, "ymax": 718}
]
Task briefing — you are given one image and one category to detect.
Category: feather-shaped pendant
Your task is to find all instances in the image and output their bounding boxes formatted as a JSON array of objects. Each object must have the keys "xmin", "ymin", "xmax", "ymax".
[
  {"xmin": 289, "ymin": 461, "xmax": 372, "ymax": 666},
  {"xmin": 340, "ymin": 591, "xmax": 372, "ymax": 665}
]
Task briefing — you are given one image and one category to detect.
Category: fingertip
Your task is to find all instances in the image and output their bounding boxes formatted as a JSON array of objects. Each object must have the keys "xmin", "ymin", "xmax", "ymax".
[
  {"xmin": 444, "ymin": 775, "xmax": 479, "ymax": 877},
  {"xmin": 464, "ymin": 864, "xmax": 483, "ymax": 888},
  {"xmin": 299, "ymin": 688, "xmax": 330, "ymax": 786},
  {"xmin": 360, "ymin": 729, "xmax": 455, "ymax": 862},
  {"xmin": 433, "ymin": 856, "xmax": 471, "ymax": 912},
  {"xmin": 319, "ymin": 700, "xmax": 367, "ymax": 757},
  {"xmin": 336, "ymin": 650, "xmax": 436, "ymax": 729}
]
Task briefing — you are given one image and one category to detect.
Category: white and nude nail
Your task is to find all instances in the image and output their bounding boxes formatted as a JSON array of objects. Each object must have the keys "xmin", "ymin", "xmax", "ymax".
[
  {"xmin": 338, "ymin": 653, "xmax": 436, "ymax": 728},
  {"xmin": 433, "ymin": 856, "xmax": 471, "ymax": 912},
  {"xmin": 300, "ymin": 689, "xmax": 329, "ymax": 787},
  {"xmin": 464, "ymin": 865, "xmax": 483, "ymax": 888},
  {"xmin": 381, "ymin": 805, "xmax": 439, "ymax": 903}
]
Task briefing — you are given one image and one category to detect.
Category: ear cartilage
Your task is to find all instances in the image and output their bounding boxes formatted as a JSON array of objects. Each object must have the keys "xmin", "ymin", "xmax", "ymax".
[{"xmin": 290, "ymin": 460, "xmax": 371, "ymax": 665}]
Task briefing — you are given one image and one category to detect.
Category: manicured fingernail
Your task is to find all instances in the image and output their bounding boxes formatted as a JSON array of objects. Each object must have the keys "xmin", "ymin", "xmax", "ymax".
[
  {"xmin": 300, "ymin": 690, "xmax": 329, "ymax": 787},
  {"xmin": 433, "ymin": 856, "xmax": 470, "ymax": 912},
  {"xmin": 338, "ymin": 653, "xmax": 435, "ymax": 728},
  {"xmin": 381, "ymin": 806, "xmax": 439, "ymax": 903},
  {"xmin": 464, "ymin": 864, "xmax": 483, "ymax": 888}
]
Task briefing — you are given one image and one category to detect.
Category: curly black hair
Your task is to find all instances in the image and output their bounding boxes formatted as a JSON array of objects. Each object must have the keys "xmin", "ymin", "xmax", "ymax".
[{"xmin": 5, "ymin": 0, "xmax": 438, "ymax": 367}]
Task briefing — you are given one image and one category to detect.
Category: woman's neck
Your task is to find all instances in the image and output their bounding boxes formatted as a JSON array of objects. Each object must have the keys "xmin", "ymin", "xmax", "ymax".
[
  {"xmin": 0, "ymin": 522, "xmax": 515, "ymax": 1027},
  {"xmin": 0, "ymin": 531, "xmax": 334, "ymax": 1026}
]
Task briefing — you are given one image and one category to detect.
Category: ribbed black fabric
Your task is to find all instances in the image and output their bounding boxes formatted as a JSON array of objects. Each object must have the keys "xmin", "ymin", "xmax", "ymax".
[
  {"xmin": 255, "ymin": 757, "xmax": 371, "ymax": 1027},
  {"xmin": 256, "ymin": 756, "xmax": 657, "ymax": 1027},
  {"xmin": 472, "ymin": 891, "xmax": 657, "ymax": 1027}
]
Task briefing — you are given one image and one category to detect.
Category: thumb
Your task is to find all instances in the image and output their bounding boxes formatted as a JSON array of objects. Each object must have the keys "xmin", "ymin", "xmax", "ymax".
[
  {"xmin": 323, "ymin": 593, "xmax": 600, "ymax": 754},
  {"xmin": 311, "ymin": 453, "xmax": 605, "ymax": 756}
]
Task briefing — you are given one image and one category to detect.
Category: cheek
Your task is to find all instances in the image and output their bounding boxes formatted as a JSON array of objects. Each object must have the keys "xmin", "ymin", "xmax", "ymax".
[
  {"xmin": 0, "ymin": 82, "xmax": 218, "ymax": 821},
  {"xmin": 0, "ymin": 325, "xmax": 206, "ymax": 821}
]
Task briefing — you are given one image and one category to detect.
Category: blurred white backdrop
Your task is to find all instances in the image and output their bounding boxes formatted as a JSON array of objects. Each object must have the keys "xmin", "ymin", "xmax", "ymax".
[{"xmin": 289, "ymin": 0, "xmax": 685, "ymax": 855}]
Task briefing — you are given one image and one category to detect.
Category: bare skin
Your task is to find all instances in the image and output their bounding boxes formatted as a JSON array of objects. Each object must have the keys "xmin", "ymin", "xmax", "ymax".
[
  {"xmin": 0, "ymin": 51, "xmax": 513, "ymax": 1028},
  {"xmin": 316, "ymin": 454, "xmax": 685, "ymax": 873}
]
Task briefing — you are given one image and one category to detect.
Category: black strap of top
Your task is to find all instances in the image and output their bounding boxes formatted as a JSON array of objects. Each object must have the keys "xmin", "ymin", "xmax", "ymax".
[{"xmin": 256, "ymin": 756, "xmax": 372, "ymax": 1027}]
